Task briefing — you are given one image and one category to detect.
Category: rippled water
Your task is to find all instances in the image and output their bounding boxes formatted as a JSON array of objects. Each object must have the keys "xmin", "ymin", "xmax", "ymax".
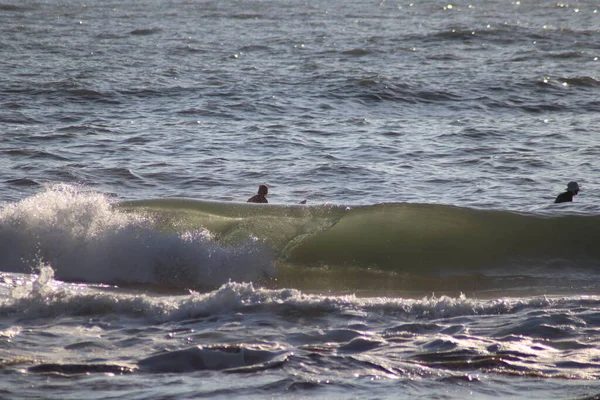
[
  {"xmin": 1, "ymin": 1, "xmax": 600, "ymax": 399},
  {"xmin": 2, "ymin": 0, "xmax": 600, "ymax": 208}
]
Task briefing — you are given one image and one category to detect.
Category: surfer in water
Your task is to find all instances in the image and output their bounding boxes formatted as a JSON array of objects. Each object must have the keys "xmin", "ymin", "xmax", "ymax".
[
  {"xmin": 247, "ymin": 184, "xmax": 268, "ymax": 203},
  {"xmin": 554, "ymin": 181, "xmax": 580, "ymax": 203}
]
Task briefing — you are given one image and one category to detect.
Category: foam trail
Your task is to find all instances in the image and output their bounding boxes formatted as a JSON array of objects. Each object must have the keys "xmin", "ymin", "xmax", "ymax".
[{"xmin": 3, "ymin": 274, "xmax": 599, "ymax": 323}]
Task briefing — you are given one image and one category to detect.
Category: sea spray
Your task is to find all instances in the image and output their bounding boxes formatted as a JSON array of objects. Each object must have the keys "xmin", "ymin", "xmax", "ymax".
[
  {"xmin": 0, "ymin": 185, "xmax": 275, "ymax": 289},
  {"xmin": 10, "ymin": 262, "xmax": 56, "ymax": 300}
]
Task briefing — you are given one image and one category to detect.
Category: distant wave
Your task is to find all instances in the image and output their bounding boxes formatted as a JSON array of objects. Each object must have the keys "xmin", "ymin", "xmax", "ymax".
[
  {"xmin": 0, "ymin": 4, "xmax": 25, "ymax": 11},
  {"xmin": 129, "ymin": 28, "xmax": 162, "ymax": 36}
]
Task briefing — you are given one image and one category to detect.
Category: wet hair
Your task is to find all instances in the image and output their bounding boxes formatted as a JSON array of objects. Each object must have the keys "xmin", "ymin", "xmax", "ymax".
[
  {"xmin": 258, "ymin": 185, "xmax": 268, "ymax": 195},
  {"xmin": 567, "ymin": 181, "xmax": 579, "ymax": 193}
]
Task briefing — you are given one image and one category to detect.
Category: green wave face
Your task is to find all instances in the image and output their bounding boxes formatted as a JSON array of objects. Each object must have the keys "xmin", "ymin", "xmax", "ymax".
[{"xmin": 119, "ymin": 199, "xmax": 600, "ymax": 274}]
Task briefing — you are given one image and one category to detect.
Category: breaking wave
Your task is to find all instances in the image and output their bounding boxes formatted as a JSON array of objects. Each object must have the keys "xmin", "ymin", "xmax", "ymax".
[{"xmin": 1, "ymin": 185, "xmax": 599, "ymax": 292}]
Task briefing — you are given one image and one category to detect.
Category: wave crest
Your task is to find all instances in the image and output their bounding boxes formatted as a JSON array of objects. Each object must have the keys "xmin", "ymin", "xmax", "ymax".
[{"xmin": 0, "ymin": 185, "xmax": 274, "ymax": 289}]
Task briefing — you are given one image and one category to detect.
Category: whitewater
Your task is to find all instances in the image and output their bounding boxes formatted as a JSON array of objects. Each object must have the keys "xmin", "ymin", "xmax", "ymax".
[{"xmin": 1, "ymin": 0, "xmax": 600, "ymax": 399}]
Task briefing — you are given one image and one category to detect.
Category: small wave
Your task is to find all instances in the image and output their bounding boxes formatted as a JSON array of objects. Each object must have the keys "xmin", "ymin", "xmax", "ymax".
[
  {"xmin": 559, "ymin": 76, "xmax": 600, "ymax": 87},
  {"xmin": 330, "ymin": 76, "xmax": 460, "ymax": 105},
  {"xmin": 341, "ymin": 48, "xmax": 373, "ymax": 56},
  {"xmin": 25, "ymin": 344, "xmax": 289, "ymax": 375},
  {"xmin": 548, "ymin": 51, "xmax": 590, "ymax": 60},
  {"xmin": 13, "ymin": 81, "xmax": 120, "ymax": 104},
  {"xmin": 98, "ymin": 167, "xmax": 145, "ymax": 181},
  {"xmin": 123, "ymin": 135, "xmax": 153, "ymax": 145},
  {"xmin": 0, "ymin": 112, "xmax": 40, "ymax": 124},
  {"xmin": 57, "ymin": 124, "xmax": 112, "ymax": 134},
  {"xmin": 172, "ymin": 45, "xmax": 207, "ymax": 54},
  {"xmin": 0, "ymin": 4, "xmax": 25, "ymax": 11},
  {"xmin": 28, "ymin": 363, "xmax": 134, "ymax": 375},
  {"xmin": 119, "ymin": 86, "xmax": 199, "ymax": 99},
  {"xmin": 230, "ymin": 13, "xmax": 263, "ymax": 20},
  {"xmin": 3, "ymin": 273, "xmax": 599, "ymax": 323},
  {"xmin": 138, "ymin": 344, "xmax": 290, "ymax": 373},
  {"xmin": 238, "ymin": 45, "xmax": 272, "ymax": 52},
  {"xmin": 130, "ymin": 28, "xmax": 162, "ymax": 36},
  {"xmin": 536, "ymin": 76, "xmax": 600, "ymax": 89},
  {"xmin": 5, "ymin": 178, "xmax": 40, "ymax": 187},
  {"xmin": 1, "ymin": 148, "xmax": 70, "ymax": 161},
  {"xmin": 64, "ymin": 88, "xmax": 120, "ymax": 104}
]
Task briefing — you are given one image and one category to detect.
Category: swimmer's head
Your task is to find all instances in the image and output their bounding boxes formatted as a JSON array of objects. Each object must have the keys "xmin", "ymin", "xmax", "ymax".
[
  {"xmin": 567, "ymin": 181, "xmax": 579, "ymax": 194},
  {"xmin": 258, "ymin": 185, "xmax": 268, "ymax": 195}
]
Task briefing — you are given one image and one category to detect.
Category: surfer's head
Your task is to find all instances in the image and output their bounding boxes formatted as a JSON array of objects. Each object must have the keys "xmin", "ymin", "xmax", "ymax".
[
  {"xmin": 567, "ymin": 181, "xmax": 579, "ymax": 194},
  {"xmin": 258, "ymin": 185, "xmax": 268, "ymax": 195}
]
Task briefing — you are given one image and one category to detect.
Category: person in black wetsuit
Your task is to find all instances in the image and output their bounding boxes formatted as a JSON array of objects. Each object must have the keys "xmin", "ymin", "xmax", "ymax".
[
  {"xmin": 554, "ymin": 181, "xmax": 580, "ymax": 203},
  {"xmin": 247, "ymin": 184, "xmax": 268, "ymax": 203}
]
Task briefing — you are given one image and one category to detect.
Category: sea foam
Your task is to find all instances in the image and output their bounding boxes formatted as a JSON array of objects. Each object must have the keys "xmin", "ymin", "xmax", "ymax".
[
  {"xmin": 0, "ymin": 185, "xmax": 274, "ymax": 289},
  {"xmin": 3, "ymin": 266, "xmax": 598, "ymax": 325}
]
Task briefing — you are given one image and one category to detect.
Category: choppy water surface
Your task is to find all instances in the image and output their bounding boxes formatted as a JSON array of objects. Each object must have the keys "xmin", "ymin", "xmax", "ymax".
[
  {"xmin": 1, "ymin": 0, "xmax": 600, "ymax": 208},
  {"xmin": 1, "ymin": 0, "xmax": 600, "ymax": 399}
]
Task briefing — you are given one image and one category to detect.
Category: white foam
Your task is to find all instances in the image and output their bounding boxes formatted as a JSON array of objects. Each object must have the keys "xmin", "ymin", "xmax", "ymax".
[
  {"xmin": 3, "ymin": 274, "xmax": 599, "ymax": 325},
  {"xmin": 0, "ymin": 184, "xmax": 274, "ymax": 288}
]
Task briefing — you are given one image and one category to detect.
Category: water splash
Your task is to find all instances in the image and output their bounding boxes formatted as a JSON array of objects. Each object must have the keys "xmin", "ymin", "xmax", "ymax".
[{"xmin": 0, "ymin": 185, "xmax": 275, "ymax": 289}]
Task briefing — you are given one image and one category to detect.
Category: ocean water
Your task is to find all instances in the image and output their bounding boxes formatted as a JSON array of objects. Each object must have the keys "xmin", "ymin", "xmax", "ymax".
[{"xmin": 1, "ymin": 0, "xmax": 600, "ymax": 399}]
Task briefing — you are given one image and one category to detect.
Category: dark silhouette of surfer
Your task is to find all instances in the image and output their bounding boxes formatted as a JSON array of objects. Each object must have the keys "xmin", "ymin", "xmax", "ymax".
[
  {"xmin": 247, "ymin": 184, "xmax": 268, "ymax": 203},
  {"xmin": 554, "ymin": 181, "xmax": 580, "ymax": 203}
]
